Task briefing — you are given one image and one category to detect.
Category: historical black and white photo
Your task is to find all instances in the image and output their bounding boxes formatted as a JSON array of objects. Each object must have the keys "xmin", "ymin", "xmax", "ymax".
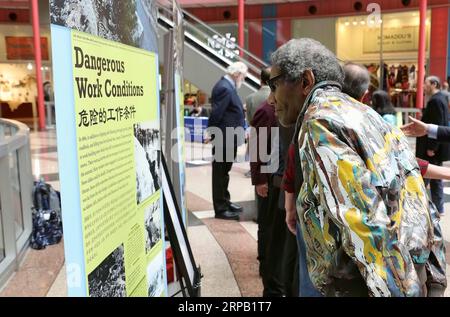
[
  {"xmin": 144, "ymin": 200, "xmax": 162, "ymax": 253},
  {"xmin": 147, "ymin": 255, "xmax": 165, "ymax": 297},
  {"xmin": 88, "ymin": 244, "xmax": 126, "ymax": 297},
  {"xmin": 50, "ymin": 0, "xmax": 158, "ymax": 52},
  {"xmin": 134, "ymin": 121, "xmax": 161, "ymax": 204}
]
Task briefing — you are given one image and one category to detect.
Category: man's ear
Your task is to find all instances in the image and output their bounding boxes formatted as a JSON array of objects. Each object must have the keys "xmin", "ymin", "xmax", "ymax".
[
  {"xmin": 302, "ymin": 70, "xmax": 315, "ymax": 96},
  {"xmin": 360, "ymin": 90, "xmax": 369, "ymax": 103}
]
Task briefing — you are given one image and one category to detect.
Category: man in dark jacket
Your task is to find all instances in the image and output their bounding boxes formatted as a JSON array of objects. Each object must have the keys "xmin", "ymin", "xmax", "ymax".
[
  {"xmin": 208, "ymin": 62, "xmax": 248, "ymax": 220},
  {"xmin": 416, "ymin": 76, "xmax": 450, "ymax": 214},
  {"xmin": 250, "ymin": 100, "xmax": 289, "ymax": 296}
]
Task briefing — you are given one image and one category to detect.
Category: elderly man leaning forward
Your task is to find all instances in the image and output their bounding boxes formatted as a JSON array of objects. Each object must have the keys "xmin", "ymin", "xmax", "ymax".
[{"xmin": 269, "ymin": 38, "xmax": 446, "ymax": 297}]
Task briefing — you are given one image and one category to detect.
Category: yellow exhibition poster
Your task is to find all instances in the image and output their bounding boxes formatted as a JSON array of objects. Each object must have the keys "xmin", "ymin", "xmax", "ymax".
[{"xmin": 71, "ymin": 30, "xmax": 164, "ymax": 297}]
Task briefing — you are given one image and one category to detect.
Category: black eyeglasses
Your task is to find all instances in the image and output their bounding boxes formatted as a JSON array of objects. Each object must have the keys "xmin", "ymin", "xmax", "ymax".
[{"xmin": 267, "ymin": 74, "xmax": 284, "ymax": 92}]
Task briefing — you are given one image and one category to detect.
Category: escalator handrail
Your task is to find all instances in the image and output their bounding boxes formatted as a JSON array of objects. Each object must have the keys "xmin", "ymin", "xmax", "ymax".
[
  {"xmin": 179, "ymin": 8, "xmax": 268, "ymax": 68},
  {"xmin": 156, "ymin": 2, "xmax": 268, "ymax": 73},
  {"xmin": 158, "ymin": 14, "xmax": 261, "ymax": 90}
]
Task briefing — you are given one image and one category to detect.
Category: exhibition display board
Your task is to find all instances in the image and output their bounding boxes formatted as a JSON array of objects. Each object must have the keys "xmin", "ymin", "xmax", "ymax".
[
  {"xmin": 49, "ymin": 1, "xmax": 165, "ymax": 297},
  {"xmin": 174, "ymin": 72, "xmax": 187, "ymax": 223},
  {"xmin": 170, "ymin": 1, "xmax": 187, "ymax": 224}
]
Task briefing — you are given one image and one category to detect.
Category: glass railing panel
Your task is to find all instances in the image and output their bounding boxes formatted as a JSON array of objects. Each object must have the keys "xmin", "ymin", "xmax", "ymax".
[
  {"xmin": 0, "ymin": 119, "xmax": 32, "ymax": 289},
  {"xmin": 9, "ymin": 150, "xmax": 24, "ymax": 240},
  {"xmin": 0, "ymin": 124, "xmax": 12, "ymax": 141},
  {"xmin": 0, "ymin": 123, "xmax": 18, "ymax": 139}
]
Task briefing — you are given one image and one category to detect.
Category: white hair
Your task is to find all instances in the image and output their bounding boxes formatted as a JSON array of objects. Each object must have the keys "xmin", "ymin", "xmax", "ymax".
[
  {"xmin": 426, "ymin": 75, "xmax": 441, "ymax": 89},
  {"xmin": 226, "ymin": 61, "xmax": 248, "ymax": 76}
]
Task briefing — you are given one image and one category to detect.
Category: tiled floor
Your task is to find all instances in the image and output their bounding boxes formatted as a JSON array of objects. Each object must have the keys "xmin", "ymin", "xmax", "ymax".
[
  {"xmin": 1, "ymin": 130, "xmax": 450, "ymax": 297},
  {"xmin": 29, "ymin": 130, "xmax": 61, "ymax": 191}
]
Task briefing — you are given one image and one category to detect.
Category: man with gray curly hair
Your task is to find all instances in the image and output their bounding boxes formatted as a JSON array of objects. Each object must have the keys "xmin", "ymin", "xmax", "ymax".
[{"xmin": 271, "ymin": 38, "xmax": 446, "ymax": 297}]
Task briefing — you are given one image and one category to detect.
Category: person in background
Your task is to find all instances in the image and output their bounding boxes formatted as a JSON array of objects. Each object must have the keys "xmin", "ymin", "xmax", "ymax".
[
  {"xmin": 442, "ymin": 81, "xmax": 449, "ymax": 91},
  {"xmin": 246, "ymin": 68, "xmax": 272, "ymax": 124},
  {"xmin": 43, "ymin": 81, "xmax": 53, "ymax": 102},
  {"xmin": 342, "ymin": 64, "xmax": 450, "ymax": 193},
  {"xmin": 403, "ymin": 115, "xmax": 450, "ymax": 142},
  {"xmin": 372, "ymin": 90, "xmax": 397, "ymax": 126},
  {"xmin": 401, "ymin": 116, "xmax": 450, "ymax": 181},
  {"xmin": 416, "ymin": 76, "xmax": 450, "ymax": 215},
  {"xmin": 441, "ymin": 82, "xmax": 450, "ymax": 125},
  {"xmin": 342, "ymin": 62, "xmax": 370, "ymax": 101},
  {"xmin": 188, "ymin": 99, "xmax": 208, "ymax": 117},
  {"xmin": 361, "ymin": 73, "xmax": 378, "ymax": 107},
  {"xmin": 243, "ymin": 68, "xmax": 272, "ymax": 178},
  {"xmin": 250, "ymin": 99, "xmax": 287, "ymax": 296},
  {"xmin": 207, "ymin": 61, "xmax": 248, "ymax": 220}
]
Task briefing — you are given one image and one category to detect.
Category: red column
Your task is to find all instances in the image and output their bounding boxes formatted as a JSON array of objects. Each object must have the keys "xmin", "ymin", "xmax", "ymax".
[
  {"xmin": 276, "ymin": 20, "xmax": 291, "ymax": 48},
  {"xmin": 429, "ymin": 8, "xmax": 448, "ymax": 83},
  {"xmin": 31, "ymin": 0, "xmax": 45, "ymax": 130},
  {"xmin": 238, "ymin": 0, "xmax": 244, "ymax": 56},
  {"xmin": 416, "ymin": 0, "xmax": 427, "ymax": 111},
  {"xmin": 248, "ymin": 21, "xmax": 262, "ymax": 59}
]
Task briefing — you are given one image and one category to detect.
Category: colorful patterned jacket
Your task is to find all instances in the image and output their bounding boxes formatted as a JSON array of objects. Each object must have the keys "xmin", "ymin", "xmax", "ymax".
[{"xmin": 297, "ymin": 86, "xmax": 446, "ymax": 297}]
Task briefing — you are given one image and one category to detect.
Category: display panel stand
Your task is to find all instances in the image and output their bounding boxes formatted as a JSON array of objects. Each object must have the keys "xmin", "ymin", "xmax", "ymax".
[{"xmin": 161, "ymin": 153, "xmax": 202, "ymax": 297}]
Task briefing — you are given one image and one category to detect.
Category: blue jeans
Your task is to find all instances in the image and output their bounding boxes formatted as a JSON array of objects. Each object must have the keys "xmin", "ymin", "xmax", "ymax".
[{"xmin": 296, "ymin": 222, "xmax": 323, "ymax": 297}]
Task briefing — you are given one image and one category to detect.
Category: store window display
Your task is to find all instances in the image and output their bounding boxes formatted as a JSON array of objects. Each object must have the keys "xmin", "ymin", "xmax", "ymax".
[
  {"xmin": 335, "ymin": 10, "xmax": 429, "ymax": 109},
  {"xmin": 0, "ymin": 64, "xmax": 38, "ymax": 125},
  {"xmin": 386, "ymin": 63, "xmax": 418, "ymax": 108}
]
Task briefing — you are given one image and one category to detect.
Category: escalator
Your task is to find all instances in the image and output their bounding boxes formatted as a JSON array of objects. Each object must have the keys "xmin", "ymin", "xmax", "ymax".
[{"xmin": 156, "ymin": 2, "xmax": 268, "ymax": 100}]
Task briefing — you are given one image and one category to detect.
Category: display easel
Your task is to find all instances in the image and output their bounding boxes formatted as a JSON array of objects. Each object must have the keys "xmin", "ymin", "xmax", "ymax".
[{"xmin": 161, "ymin": 153, "xmax": 202, "ymax": 297}]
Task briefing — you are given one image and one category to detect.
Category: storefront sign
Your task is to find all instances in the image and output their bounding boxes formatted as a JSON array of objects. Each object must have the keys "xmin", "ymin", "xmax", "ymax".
[
  {"xmin": 363, "ymin": 26, "xmax": 419, "ymax": 53},
  {"xmin": 5, "ymin": 37, "xmax": 49, "ymax": 60}
]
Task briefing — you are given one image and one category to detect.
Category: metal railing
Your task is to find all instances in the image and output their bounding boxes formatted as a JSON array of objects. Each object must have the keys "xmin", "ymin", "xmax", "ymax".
[
  {"xmin": 0, "ymin": 119, "xmax": 33, "ymax": 289},
  {"xmin": 395, "ymin": 107, "xmax": 421, "ymax": 125},
  {"xmin": 156, "ymin": 0, "xmax": 268, "ymax": 86}
]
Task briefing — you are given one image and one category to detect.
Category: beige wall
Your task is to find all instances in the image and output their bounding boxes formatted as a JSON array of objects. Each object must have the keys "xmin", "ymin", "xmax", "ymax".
[{"xmin": 292, "ymin": 17, "xmax": 337, "ymax": 53}]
